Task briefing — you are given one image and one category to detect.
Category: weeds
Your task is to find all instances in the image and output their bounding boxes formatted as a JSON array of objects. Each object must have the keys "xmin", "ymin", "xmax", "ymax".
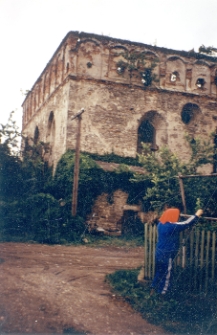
[
  {"xmin": 106, "ymin": 268, "xmax": 217, "ymax": 334},
  {"xmin": 82, "ymin": 235, "xmax": 144, "ymax": 248}
]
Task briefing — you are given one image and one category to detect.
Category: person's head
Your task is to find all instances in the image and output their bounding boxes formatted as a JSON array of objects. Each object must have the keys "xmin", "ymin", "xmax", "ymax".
[{"xmin": 159, "ymin": 208, "xmax": 180, "ymax": 224}]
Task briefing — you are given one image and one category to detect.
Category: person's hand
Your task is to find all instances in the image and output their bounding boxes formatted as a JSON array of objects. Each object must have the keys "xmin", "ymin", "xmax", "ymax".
[{"xmin": 196, "ymin": 209, "xmax": 203, "ymax": 217}]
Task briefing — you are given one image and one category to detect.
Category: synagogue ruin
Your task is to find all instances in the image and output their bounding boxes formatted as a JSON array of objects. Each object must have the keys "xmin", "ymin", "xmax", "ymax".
[
  {"xmin": 22, "ymin": 31, "xmax": 217, "ymax": 234},
  {"xmin": 22, "ymin": 31, "xmax": 217, "ymax": 169}
]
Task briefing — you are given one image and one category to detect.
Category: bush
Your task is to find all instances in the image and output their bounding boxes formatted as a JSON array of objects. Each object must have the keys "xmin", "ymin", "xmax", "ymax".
[
  {"xmin": 51, "ymin": 150, "xmax": 148, "ymax": 219},
  {"xmin": 134, "ymin": 139, "xmax": 217, "ymax": 218}
]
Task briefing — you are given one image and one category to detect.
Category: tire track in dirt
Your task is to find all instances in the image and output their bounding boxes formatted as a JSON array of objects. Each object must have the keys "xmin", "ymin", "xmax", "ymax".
[{"xmin": 0, "ymin": 243, "xmax": 167, "ymax": 335}]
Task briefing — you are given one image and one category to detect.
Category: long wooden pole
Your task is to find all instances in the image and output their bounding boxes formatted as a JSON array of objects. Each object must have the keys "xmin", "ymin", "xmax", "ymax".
[
  {"xmin": 178, "ymin": 173, "xmax": 217, "ymax": 178},
  {"xmin": 71, "ymin": 108, "xmax": 85, "ymax": 216},
  {"xmin": 144, "ymin": 223, "xmax": 148, "ymax": 279},
  {"xmin": 178, "ymin": 174, "xmax": 187, "ymax": 214}
]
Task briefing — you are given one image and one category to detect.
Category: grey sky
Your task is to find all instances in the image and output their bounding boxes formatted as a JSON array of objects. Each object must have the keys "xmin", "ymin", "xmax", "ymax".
[{"xmin": 0, "ymin": 0, "xmax": 216, "ymax": 129}]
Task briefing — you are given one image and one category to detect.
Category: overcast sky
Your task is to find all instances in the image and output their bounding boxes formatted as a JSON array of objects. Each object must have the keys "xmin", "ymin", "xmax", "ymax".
[{"xmin": 0, "ymin": 0, "xmax": 216, "ymax": 130}]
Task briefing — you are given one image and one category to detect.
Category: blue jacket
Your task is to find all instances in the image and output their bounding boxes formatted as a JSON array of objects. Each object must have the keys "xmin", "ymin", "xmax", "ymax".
[{"xmin": 155, "ymin": 215, "xmax": 198, "ymax": 260}]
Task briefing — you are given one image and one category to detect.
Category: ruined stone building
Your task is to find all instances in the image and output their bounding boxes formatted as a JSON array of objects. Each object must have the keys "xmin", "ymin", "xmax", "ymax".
[
  {"xmin": 22, "ymin": 31, "xmax": 217, "ymax": 169},
  {"xmin": 21, "ymin": 31, "xmax": 217, "ymax": 233}
]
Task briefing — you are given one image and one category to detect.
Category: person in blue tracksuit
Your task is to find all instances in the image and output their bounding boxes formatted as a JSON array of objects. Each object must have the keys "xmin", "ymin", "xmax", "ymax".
[{"xmin": 150, "ymin": 208, "xmax": 203, "ymax": 295}]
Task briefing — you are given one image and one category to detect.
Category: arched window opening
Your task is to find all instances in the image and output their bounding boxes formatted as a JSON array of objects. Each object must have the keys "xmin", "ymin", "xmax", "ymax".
[
  {"xmin": 46, "ymin": 111, "xmax": 55, "ymax": 149},
  {"xmin": 137, "ymin": 119, "xmax": 158, "ymax": 153},
  {"xmin": 116, "ymin": 61, "xmax": 127, "ymax": 74},
  {"xmin": 48, "ymin": 111, "xmax": 54, "ymax": 131},
  {"xmin": 181, "ymin": 103, "xmax": 200, "ymax": 125},
  {"xmin": 196, "ymin": 78, "xmax": 205, "ymax": 88},
  {"xmin": 141, "ymin": 69, "xmax": 152, "ymax": 86},
  {"xmin": 213, "ymin": 128, "xmax": 217, "ymax": 173},
  {"xmin": 33, "ymin": 126, "xmax": 40, "ymax": 144},
  {"xmin": 214, "ymin": 70, "xmax": 217, "ymax": 86},
  {"xmin": 170, "ymin": 71, "xmax": 179, "ymax": 82}
]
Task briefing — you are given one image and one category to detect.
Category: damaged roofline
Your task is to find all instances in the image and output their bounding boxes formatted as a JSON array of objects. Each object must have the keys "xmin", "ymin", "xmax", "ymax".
[{"xmin": 22, "ymin": 30, "xmax": 217, "ymax": 106}]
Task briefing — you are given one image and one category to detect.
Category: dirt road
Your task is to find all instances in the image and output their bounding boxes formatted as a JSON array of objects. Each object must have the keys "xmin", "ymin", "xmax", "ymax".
[{"xmin": 0, "ymin": 243, "xmax": 166, "ymax": 335}]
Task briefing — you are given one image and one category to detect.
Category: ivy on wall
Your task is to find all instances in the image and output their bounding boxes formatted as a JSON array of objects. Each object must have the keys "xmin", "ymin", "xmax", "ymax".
[
  {"xmin": 1, "ymin": 113, "xmax": 216, "ymax": 244},
  {"xmin": 116, "ymin": 50, "xmax": 159, "ymax": 87}
]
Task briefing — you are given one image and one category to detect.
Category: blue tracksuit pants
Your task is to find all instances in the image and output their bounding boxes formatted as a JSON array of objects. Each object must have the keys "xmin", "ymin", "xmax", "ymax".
[{"xmin": 151, "ymin": 252, "xmax": 176, "ymax": 294}]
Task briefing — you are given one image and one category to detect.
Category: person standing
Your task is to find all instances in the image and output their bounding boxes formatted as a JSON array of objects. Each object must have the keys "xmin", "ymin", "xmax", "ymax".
[{"xmin": 150, "ymin": 208, "xmax": 203, "ymax": 295}]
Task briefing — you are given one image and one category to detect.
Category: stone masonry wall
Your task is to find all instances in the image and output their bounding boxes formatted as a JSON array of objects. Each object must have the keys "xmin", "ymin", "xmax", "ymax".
[
  {"xmin": 22, "ymin": 82, "xmax": 70, "ymax": 167},
  {"xmin": 67, "ymin": 79, "xmax": 216, "ymax": 164},
  {"xmin": 21, "ymin": 31, "xmax": 217, "ymax": 232},
  {"xmin": 87, "ymin": 190, "xmax": 129, "ymax": 235},
  {"xmin": 22, "ymin": 31, "xmax": 217, "ymax": 170}
]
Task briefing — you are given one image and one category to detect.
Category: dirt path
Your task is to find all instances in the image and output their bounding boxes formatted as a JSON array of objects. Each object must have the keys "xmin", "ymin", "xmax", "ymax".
[{"xmin": 0, "ymin": 243, "xmax": 166, "ymax": 335}]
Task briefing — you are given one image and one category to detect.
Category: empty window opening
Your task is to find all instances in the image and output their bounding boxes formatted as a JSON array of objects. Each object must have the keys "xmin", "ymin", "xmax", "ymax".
[
  {"xmin": 196, "ymin": 78, "xmax": 205, "ymax": 88},
  {"xmin": 33, "ymin": 126, "xmax": 40, "ymax": 144},
  {"xmin": 213, "ymin": 129, "xmax": 217, "ymax": 173},
  {"xmin": 181, "ymin": 103, "xmax": 200, "ymax": 125},
  {"xmin": 48, "ymin": 111, "xmax": 54, "ymax": 129},
  {"xmin": 214, "ymin": 70, "xmax": 217, "ymax": 86},
  {"xmin": 141, "ymin": 69, "xmax": 152, "ymax": 86},
  {"xmin": 117, "ymin": 66, "xmax": 124, "ymax": 74},
  {"xmin": 47, "ymin": 111, "xmax": 55, "ymax": 148},
  {"xmin": 116, "ymin": 61, "xmax": 127, "ymax": 74},
  {"xmin": 137, "ymin": 119, "xmax": 157, "ymax": 153},
  {"xmin": 86, "ymin": 62, "xmax": 92, "ymax": 68},
  {"xmin": 170, "ymin": 71, "xmax": 179, "ymax": 82}
]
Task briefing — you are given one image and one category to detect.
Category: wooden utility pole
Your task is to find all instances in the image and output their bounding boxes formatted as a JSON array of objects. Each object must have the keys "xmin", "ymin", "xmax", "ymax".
[{"xmin": 71, "ymin": 108, "xmax": 85, "ymax": 216}]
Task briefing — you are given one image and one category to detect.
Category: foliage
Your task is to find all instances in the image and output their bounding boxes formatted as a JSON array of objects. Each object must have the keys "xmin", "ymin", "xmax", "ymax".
[
  {"xmin": 116, "ymin": 50, "xmax": 159, "ymax": 87},
  {"xmin": 83, "ymin": 235, "xmax": 144, "ymax": 247},
  {"xmin": 0, "ymin": 112, "xmax": 23, "ymax": 200},
  {"xmin": 199, "ymin": 45, "xmax": 214, "ymax": 55},
  {"xmin": 1, "ymin": 112, "xmax": 216, "ymax": 243},
  {"xmin": 84, "ymin": 151, "xmax": 141, "ymax": 166},
  {"xmin": 185, "ymin": 134, "xmax": 214, "ymax": 173},
  {"xmin": 0, "ymin": 112, "xmax": 147, "ymax": 243},
  {"xmin": 106, "ymin": 268, "xmax": 217, "ymax": 334},
  {"xmin": 0, "ymin": 115, "xmax": 86, "ymax": 243},
  {"xmin": 0, "ymin": 128, "xmax": 146, "ymax": 243},
  {"xmin": 133, "ymin": 145, "xmax": 183, "ymax": 212},
  {"xmin": 51, "ymin": 150, "xmax": 148, "ymax": 219},
  {"xmin": 0, "ymin": 111, "xmax": 21, "ymax": 153},
  {"xmin": 133, "ymin": 138, "xmax": 217, "ymax": 218}
]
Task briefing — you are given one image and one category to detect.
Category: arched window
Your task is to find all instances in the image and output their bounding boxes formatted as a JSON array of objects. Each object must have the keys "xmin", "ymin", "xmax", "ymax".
[
  {"xmin": 137, "ymin": 111, "xmax": 166, "ymax": 154},
  {"xmin": 137, "ymin": 119, "xmax": 157, "ymax": 153},
  {"xmin": 170, "ymin": 71, "xmax": 179, "ymax": 82},
  {"xmin": 196, "ymin": 78, "xmax": 205, "ymax": 88},
  {"xmin": 48, "ymin": 111, "xmax": 54, "ymax": 130},
  {"xmin": 214, "ymin": 70, "xmax": 217, "ymax": 86},
  {"xmin": 33, "ymin": 126, "xmax": 40, "ymax": 144},
  {"xmin": 46, "ymin": 111, "xmax": 55, "ymax": 147},
  {"xmin": 213, "ymin": 128, "xmax": 217, "ymax": 173},
  {"xmin": 181, "ymin": 103, "xmax": 200, "ymax": 125}
]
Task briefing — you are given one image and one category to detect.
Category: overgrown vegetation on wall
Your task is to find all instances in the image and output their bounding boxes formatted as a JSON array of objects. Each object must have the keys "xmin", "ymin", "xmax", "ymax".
[
  {"xmin": 1, "ymin": 114, "xmax": 216, "ymax": 243},
  {"xmin": 133, "ymin": 139, "xmax": 217, "ymax": 221},
  {"xmin": 0, "ymin": 114, "xmax": 149, "ymax": 243},
  {"xmin": 116, "ymin": 50, "xmax": 159, "ymax": 87}
]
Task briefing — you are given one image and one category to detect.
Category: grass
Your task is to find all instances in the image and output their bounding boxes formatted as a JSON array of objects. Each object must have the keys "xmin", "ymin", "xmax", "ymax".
[
  {"xmin": 81, "ymin": 234, "xmax": 144, "ymax": 248},
  {"xmin": 106, "ymin": 268, "xmax": 217, "ymax": 334}
]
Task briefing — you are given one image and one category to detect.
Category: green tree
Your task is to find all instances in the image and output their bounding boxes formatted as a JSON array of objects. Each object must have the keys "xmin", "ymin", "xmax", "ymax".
[{"xmin": 133, "ymin": 138, "xmax": 217, "ymax": 217}]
